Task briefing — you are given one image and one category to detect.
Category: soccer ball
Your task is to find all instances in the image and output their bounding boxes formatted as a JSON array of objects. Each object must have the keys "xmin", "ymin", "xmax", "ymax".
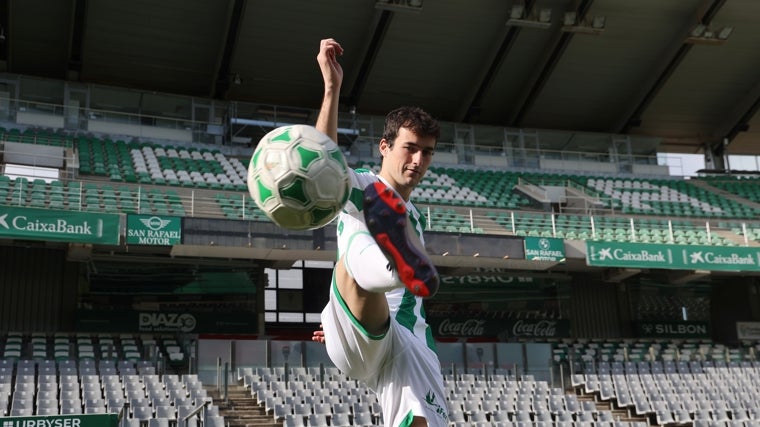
[{"xmin": 247, "ymin": 124, "xmax": 351, "ymax": 230}]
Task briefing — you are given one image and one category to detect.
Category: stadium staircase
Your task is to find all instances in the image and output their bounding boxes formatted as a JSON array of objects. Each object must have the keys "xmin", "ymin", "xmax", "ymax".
[
  {"xmin": 209, "ymin": 384, "xmax": 279, "ymax": 427},
  {"xmin": 689, "ymin": 179, "xmax": 760, "ymax": 211},
  {"xmin": 574, "ymin": 387, "xmax": 651, "ymax": 427},
  {"xmin": 561, "ymin": 185, "xmax": 611, "ymax": 215},
  {"xmin": 711, "ymin": 228, "xmax": 760, "ymax": 247}
]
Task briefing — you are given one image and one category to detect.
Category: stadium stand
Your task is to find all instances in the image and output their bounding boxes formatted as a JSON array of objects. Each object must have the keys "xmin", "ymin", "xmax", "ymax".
[
  {"xmin": 572, "ymin": 356, "xmax": 760, "ymax": 426},
  {"xmin": 3, "ymin": 127, "xmax": 760, "ymax": 246},
  {"xmin": 234, "ymin": 364, "xmax": 661, "ymax": 427},
  {"xmin": 0, "ymin": 332, "xmax": 225, "ymax": 426},
  {"xmin": 1, "ymin": 35, "xmax": 760, "ymax": 427},
  {"xmin": 3, "ymin": 120, "xmax": 760, "ymax": 426},
  {"xmin": 701, "ymin": 176, "xmax": 760, "ymax": 205}
]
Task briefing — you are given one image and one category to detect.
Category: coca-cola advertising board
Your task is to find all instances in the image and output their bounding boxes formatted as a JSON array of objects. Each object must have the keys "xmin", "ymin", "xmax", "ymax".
[{"xmin": 429, "ymin": 316, "xmax": 570, "ymax": 339}]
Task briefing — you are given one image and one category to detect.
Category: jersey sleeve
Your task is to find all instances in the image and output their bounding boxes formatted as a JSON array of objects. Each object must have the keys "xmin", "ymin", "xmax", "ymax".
[{"xmin": 342, "ymin": 168, "xmax": 378, "ymax": 214}]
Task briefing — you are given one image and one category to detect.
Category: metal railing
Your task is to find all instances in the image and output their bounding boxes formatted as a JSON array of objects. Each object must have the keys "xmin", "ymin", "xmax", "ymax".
[{"xmin": 2, "ymin": 169, "xmax": 760, "ymax": 246}]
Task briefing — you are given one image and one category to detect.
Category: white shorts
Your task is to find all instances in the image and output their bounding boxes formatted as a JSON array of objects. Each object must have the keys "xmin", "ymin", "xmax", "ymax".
[{"xmin": 321, "ymin": 279, "xmax": 449, "ymax": 427}]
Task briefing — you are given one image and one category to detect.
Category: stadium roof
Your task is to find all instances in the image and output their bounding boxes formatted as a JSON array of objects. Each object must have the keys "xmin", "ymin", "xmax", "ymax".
[{"xmin": 2, "ymin": 0, "xmax": 759, "ymax": 156}]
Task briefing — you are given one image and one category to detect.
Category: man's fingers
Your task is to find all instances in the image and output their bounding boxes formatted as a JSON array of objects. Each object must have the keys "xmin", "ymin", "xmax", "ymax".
[{"xmin": 321, "ymin": 39, "xmax": 343, "ymax": 56}]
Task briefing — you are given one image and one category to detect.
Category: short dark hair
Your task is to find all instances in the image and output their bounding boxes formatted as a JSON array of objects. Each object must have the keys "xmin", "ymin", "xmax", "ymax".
[{"xmin": 382, "ymin": 106, "xmax": 440, "ymax": 146}]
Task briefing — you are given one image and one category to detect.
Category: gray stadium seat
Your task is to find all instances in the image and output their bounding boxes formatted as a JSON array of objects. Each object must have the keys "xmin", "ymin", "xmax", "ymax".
[
  {"xmin": 11, "ymin": 407, "xmax": 34, "ymax": 416},
  {"xmin": 131, "ymin": 405, "xmax": 153, "ymax": 420},
  {"xmin": 36, "ymin": 406, "xmax": 59, "ymax": 416},
  {"xmin": 312, "ymin": 403, "xmax": 331, "ymax": 416},
  {"xmin": 154, "ymin": 405, "xmax": 176, "ymax": 420},
  {"xmin": 148, "ymin": 418, "xmax": 171, "ymax": 427},
  {"xmin": 306, "ymin": 414, "xmax": 328, "ymax": 427},
  {"xmin": 205, "ymin": 416, "xmax": 225, "ymax": 427},
  {"xmin": 330, "ymin": 412, "xmax": 350, "ymax": 427},
  {"xmin": 448, "ymin": 408, "xmax": 466, "ymax": 423},
  {"xmin": 282, "ymin": 414, "xmax": 305, "ymax": 427},
  {"xmin": 469, "ymin": 411, "xmax": 488, "ymax": 422},
  {"xmin": 272, "ymin": 403, "xmax": 291, "ymax": 421},
  {"xmin": 177, "ymin": 405, "xmax": 199, "ymax": 424},
  {"xmin": 292, "ymin": 403, "xmax": 311, "ymax": 417},
  {"xmin": 351, "ymin": 412, "xmax": 373, "ymax": 426}
]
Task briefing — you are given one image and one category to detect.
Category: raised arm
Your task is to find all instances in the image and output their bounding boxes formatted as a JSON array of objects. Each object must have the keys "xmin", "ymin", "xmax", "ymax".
[{"xmin": 315, "ymin": 38, "xmax": 344, "ymax": 144}]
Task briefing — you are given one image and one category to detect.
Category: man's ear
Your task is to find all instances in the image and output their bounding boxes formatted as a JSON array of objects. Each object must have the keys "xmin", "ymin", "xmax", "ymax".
[{"xmin": 379, "ymin": 138, "xmax": 390, "ymax": 155}]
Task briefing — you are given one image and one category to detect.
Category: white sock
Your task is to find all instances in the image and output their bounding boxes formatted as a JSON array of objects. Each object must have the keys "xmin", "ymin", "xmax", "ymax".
[{"xmin": 343, "ymin": 231, "xmax": 400, "ymax": 293}]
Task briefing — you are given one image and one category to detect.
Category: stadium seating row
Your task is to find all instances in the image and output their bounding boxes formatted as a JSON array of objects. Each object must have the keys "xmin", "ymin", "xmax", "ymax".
[
  {"xmin": 0, "ymin": 332, "xmax": 185, "ymax": 365},
  {"xmin": 5, "ymin": 126, "xmax": 760, "ymax": 221},
  {"xmin": 0, "ymin": 362, "xmax": 222, "ymax": 425},
  {"xmin": 238, "ymin": 365, "xmax": 654, "ymax": 427},
  {"xmin": 700, "ymin": 176, "xmax": 760, "ymax": 205},
  {"xmin": 77, "ymin": 137, "xmax": 249, "ymax": 191},
  {"xmin": 2, "ymin": 173, "xmax": 759, "ymax": 245},
  {"xmin": 0, "ymin": 176, "xmax": 187, "ymax": 215},
  {"xmin": 0, "ymin": 127, "xmax": 75, "ymax": 148},
  {"xmin": 3, "ymin": 126, "xmax": 760, "ymax": 242},
  {"xmin": 556, "ymin": 339, "xmax": 755, "ymax": 366},
  {"xmin": 244, "ymin": 361, "xmax": 760, "ymax": 426},
  {"xmin": 574, "ymin": 361, "xmax": 760, "ymax": 426}
]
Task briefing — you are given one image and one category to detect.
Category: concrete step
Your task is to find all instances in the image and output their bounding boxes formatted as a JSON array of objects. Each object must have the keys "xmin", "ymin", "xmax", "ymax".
[
  {"xmin": 572, "ymin": 389, "xmax": 651, "ymax": 426},
  {"xmin": 206, "ymin": 384, "xmax": 279, "ymax": 427}
]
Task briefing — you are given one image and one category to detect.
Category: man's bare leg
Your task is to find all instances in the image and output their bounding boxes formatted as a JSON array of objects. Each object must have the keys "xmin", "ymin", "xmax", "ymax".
[
  {"xmin": 334, "ymin": 255, "xmax": 390, "ymax": 335},
  {"xmin": 410, "ymin": 417, "xmax": 428, "ymax": 426}
]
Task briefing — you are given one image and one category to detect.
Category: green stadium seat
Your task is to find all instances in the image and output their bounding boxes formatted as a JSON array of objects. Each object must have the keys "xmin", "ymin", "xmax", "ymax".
[{"xmin": 119, "ymin": 199, "xmax": 137, "ymax": 213}]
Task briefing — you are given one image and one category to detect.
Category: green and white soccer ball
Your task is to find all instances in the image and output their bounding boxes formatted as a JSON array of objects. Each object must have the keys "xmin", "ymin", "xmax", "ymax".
[{"xmin": 247, "ymin": 125, "xmax": 351, "ymax": 230}]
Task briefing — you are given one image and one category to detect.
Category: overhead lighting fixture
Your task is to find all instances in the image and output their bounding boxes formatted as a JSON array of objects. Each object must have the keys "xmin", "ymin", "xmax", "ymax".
[
  {"xmin": 561, "ymin": 12, "xmax": 606, "ymax": 35},
  {"xmin": 510, "ymin": 4, "xmax": 525, "ymax": 19},
  {"xmin": 685, "ymin": 23, "xmax": 733, "ymax": 45},
  {"xmin": 592, "ymin": 15, "xmax": 606, "ymax": 29},
  {"xmin": 233, "ymin": 74, "xmax": 242, "ymax": 85},
  {"xmin": 506, "ymin": 4, "xmax": 553, "ymax": 30},
  {"xmin": 717, "ymin": 26, "xmax": 734, "ymax": 40},
  {"xmin": 539, "ymin": 8, "xmax": 552, "ymax": 23},
  {"xmin": 563, "ymin": 12, "xmax": 577, "ymax": 26},
  {"xmin": 374, "ymin": 0, "xmax": 423, "ymax": 13},
  {"xmin": 691, "ymin": 24, "xmax": 707, "ymax": 37}
]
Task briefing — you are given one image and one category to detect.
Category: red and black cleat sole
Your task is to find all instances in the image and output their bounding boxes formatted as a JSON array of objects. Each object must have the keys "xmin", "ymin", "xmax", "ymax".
[{"xmin": 363, "ymin": 181, "xmax": 439, "ymax": 298}]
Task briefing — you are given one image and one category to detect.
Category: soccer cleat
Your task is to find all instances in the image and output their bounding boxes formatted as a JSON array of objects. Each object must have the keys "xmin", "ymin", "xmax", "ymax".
[{"xmin": 363, "ymin": 181, "xmax": 440, "ymax": 298}]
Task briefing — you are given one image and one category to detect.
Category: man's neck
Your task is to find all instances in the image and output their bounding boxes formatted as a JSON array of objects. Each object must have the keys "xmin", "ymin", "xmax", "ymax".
[{"xmin": 377, "ymin": 173, "xmax": 412, "ymax": 201}]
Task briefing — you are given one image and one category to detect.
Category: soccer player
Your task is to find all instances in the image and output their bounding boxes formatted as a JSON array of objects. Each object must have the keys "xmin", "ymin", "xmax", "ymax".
[{"xmin": 311, "ymin": 38, "xmax": 449, "ymax": 427}]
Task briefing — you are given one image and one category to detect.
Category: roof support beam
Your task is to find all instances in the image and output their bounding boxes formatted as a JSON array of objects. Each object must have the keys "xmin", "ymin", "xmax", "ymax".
[
  {"xmin": 0, "ymin": 0, "xmax": 9, "ymax": 71},
  {"xmin": 344, "ymin": 10, "xmax": 393, "ymax": 110},
  {"xmin": 66, "ymin": 0, "xmax": 87, "ymax": 80},
  {"xmin": 710, "ymin": 79, "xmax": 760, "ymax": 154},
  {"xmin": 614, "ymin": 0, "xmax": 727, "ymax": 134},
  {"xmin": 456, "ymin": 2, "xmax": 525, "ymax": 123},
  {"xmin": 212, "ymin": 0, "xmax": 245, "ymax": 100},
  {"xmin": 508, "ymin": 0, "xmax": 593, "ymax": 127},
  {"xmin": 723, "ymin": 96, "xmax": 760, "ymax": 147}
]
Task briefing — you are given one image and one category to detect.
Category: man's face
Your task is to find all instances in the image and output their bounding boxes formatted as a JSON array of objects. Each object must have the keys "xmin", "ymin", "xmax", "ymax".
[{"xmin": 379, "ymin": 126, "xmax": 436, "ymax": 200}]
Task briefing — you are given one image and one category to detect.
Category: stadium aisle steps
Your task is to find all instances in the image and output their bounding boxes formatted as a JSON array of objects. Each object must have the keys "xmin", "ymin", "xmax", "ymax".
[
  {"xmin": 209, "ymin": 383, "xmax": 279, "ymax": 427},
  {"xmin": 692, "ymin": 178, "xmax": 760, "ymax": 211},
  {"xmin": 711, "ymin": 228, "xmax": 760, "ymax": 247},
  {"xmin": 574, "ymin": 392, "xmax": 647, "ymax": 426}
]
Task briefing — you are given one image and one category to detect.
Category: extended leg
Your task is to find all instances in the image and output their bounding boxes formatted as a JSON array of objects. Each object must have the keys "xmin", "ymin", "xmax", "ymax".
[{"xmin": 363, "ymin": 182, "xmax": 439, "ymax": 298}]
